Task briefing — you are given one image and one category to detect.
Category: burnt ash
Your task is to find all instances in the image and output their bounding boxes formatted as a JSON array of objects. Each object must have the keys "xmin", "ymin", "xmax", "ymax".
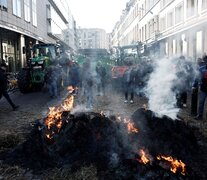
[{"xmin": 0, "ymin": 109, "xmax": 204, "ymax": 179}]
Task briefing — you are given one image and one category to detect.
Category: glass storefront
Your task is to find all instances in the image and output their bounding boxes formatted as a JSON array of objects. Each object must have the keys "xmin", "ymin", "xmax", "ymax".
[{"xmin": 0, "ymin": 28, "xmax": 20, "ymax": 72}]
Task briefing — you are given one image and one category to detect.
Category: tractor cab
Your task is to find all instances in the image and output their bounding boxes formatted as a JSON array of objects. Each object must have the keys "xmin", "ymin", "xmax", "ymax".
[
  {"xmin": 18, "ymin": 43, "xmax": 60, "ymax": 93},
  {"xmin": 29, "ymin": 44, "xmax": 57, "ymax": 68}
]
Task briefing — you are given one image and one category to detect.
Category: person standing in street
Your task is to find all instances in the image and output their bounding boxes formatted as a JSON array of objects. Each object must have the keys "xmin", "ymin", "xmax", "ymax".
[
  {"xmin": 45, "ymin": 61, "xmax": 59, "ymax": 98},
  {"xmin": 192, "ymin": 63, "xmax": 207, "ymax": 120},
  {"xmin": 80, "ymin": 58, "xmax": 94, "ymax": 109},
  {"xmin": 85, "ymin": 72, "xmax": 94, "ymax": 109},
  {"xmin": 80, "ymin": 58, "xmax": 91, "ymax": 96},
  {"xmin": 122, "ymin": 64, "xmax": 136, "ymax": 104},
  {"xmin": 175, "ymin": 57, "xmax": 185, "ymax": 108},
  {"xmin": 96, "ymin": 61, "xmax": 106, "ymax": 95},
  {"xmin": 58, "ymin": 51, "xmax": 70, "ymax": 87},
  {"xmin": 191, "ymin": 58, "xmax": 206, "ymax": 116},
  {"xmin": 68, "ymin": 60, "xmax": 80, "ymax": 95},
  {"xmin": 0, "ymin": 63, "xmax": 19, "ymax": 111}
]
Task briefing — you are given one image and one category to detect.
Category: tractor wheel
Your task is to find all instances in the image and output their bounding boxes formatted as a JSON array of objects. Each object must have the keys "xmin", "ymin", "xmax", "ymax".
[{"xmin": 17, "ymin": 69, "xmax": 31, "ymax": 93}]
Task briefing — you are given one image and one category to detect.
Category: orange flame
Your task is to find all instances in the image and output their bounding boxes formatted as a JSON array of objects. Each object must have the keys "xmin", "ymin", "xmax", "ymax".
[
  {"xmin": 44, "ymin": 94, "xmax": 74, "ymax": 139},
  {"xmin": 116, "ymin": 116, "xmax": 139, "ymax": 134},
  {"xmin": 138, "ymin": 149, "xmax": 150, "ymax": 164},
  {"xmin": 127, "ymin": 122, "xmax": 138, "ymax": 134},
  {"xmin": 45, "ymin": 107, "xmax": 62, "ymax": 130},
  {"xmin": 157, "ymin": 155, "xmax": 186, "ymax": 175},
  {"xmin": 61, "ymin": 95, "xmax": 74, "ymax": 111}
]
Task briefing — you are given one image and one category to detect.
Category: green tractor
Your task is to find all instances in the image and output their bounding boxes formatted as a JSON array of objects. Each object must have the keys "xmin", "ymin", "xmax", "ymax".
[{"xmin": 17, "ymin": 43, "xmax": 59, "ymax": 93}]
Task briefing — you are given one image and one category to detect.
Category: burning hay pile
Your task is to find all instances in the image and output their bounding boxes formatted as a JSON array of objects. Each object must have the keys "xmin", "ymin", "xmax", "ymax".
[{"xmin": 0, "ymin": 94, "xmax": 203, "ymax": 179}]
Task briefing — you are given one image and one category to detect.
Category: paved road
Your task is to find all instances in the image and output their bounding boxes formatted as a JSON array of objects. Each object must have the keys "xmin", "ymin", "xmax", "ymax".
[
  {"xmin": 1, "ymin": 88, "xmax": 207, "ymax": 136},
  {"xmin": 0, "ymin": 89, "xmax": 68, "ymax": 137}
]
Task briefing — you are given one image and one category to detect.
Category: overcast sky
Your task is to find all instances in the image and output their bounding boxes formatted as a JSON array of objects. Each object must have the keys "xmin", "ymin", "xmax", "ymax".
[{"xmin": 68, "ymin": 0, "xmax": 129, "ymax": 33}]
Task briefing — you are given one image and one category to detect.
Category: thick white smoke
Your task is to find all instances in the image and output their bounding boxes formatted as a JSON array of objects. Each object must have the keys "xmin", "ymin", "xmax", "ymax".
[{"xmin": 145, "ymin": 57, "xmax": 190, "ymax": 119}]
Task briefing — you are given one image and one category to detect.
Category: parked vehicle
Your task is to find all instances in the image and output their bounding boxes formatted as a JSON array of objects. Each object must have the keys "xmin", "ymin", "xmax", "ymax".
[{"xmin": 17, "ymin": 43, "xmax": 60, "ymax": 93}]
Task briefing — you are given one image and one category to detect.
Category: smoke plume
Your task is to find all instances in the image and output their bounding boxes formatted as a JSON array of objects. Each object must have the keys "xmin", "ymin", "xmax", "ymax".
[{"xmin": 145, "ymin": 57, "xmax": 197, "ymax": 119}]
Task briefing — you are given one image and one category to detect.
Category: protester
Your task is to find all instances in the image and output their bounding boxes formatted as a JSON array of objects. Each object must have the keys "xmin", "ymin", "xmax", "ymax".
[
  {"xmin": 192, "ymin": 63, "xmax": 207, "ymax": 120},
  {"xmin": 174, "ymin": 56, "xmax": 193, "ymax": 108},
  {"xmin": 56, "ymin": 63, "xmax": 65, "ymax": 95},
  {"xmin": 80, "ymin": 58, "xmax": 91, "ymax": 95},
  {"xmin": 79, "ymin": 57, "xmax": 94, "ymax": 109},
  {"xmin": 191, "ymin": 58, "xmax": 204, "ymax": 116},
  {"xmin": 0, "ymin": 63, "xmax": 19, "ymax": 110},
  {"xmin": 122, "ymin": 64, "xmax": 137, "ymax": 103},
  {"xmin": 45, "ymin": 61, "xmax": 59, "ymax": 98},
  {"xmin": 85, "ymin": 72, "xmax": 94, "ymax": 109},
  {"xmin": 68, "ymin": 60, "xmax": 80, "ymax": 95},
  {"xmin": 202, "ymin": 52, "xmax": 207, "ymax": 63},
  {"xmin": 58, "ymin": 52, "xmax": 70, "ymax": 87},
  {"xmin": 198, "ymin": 57, "xmax": 206, "ymax": 67},
  {"xmin": 95, "ymin": 61, "xmax": 106, "ymax": 95},
  {"xmin": 136, "ymin": 59, "xmax": 153, "ymax": 96}
]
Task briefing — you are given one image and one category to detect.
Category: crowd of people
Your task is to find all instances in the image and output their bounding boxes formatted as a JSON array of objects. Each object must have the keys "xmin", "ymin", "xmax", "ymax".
[
  {"xmin": 44, "ymin": 56, "xmax": 107, "ymax": 110},
  {"xmin": 1, "ymin": 52, "xmax": 207, "ymax": 121}
]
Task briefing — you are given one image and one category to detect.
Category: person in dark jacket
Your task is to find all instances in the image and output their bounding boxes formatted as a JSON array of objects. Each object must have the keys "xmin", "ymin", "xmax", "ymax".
[
  {"xmin": 96, "ymin": 61, "xmax": 106, "ymax": 95},
  {"xmin": 85, "ymin": 72, "xmax": 94, "ymax": 109},
  {"xmin": 122, "ymin": 65, "xmax": 137, "ymax": 103},
  {"xmin": 0, "ymin": 63, "xmax": 19, "ymax": 110},
  {"xmin": 175, "ymin": 56, "xmax": 188, "ymax": 108},
  {"xmin": 45, "ymin": 61, "xmax": 59, "ymax": 98},
  {"xmin": 192, "ymin": 63, "xmax": 207, "ymax": 120},
  {"xmin": 68, "ymin": 61, "xmax": 80, "ymax": 95}
]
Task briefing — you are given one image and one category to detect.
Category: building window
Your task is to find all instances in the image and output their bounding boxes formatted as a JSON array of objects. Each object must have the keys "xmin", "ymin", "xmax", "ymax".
[
  {"xmin": 160, "ymin": 17, "xmax": 166, "ymax": 31},
  {"xmin": 141, "ymin": 4, "xmax": 144, "ymax": 17},
  {"xmin": 13, "ymin": 0, "xmax": 21, "ymax": 17},
  {"xmin": 139, "ymin": 29, "xmax": 141, "ymax": 41},
  {"xmin": 24, "ymin": 0, "xmax": 30, "ymax": 22},
  {"xmin": 145, "ymin": 24, "xmax": 147, "ymax": 40},
  {"xmin": 161, "ymin": 0, "xmax": 173, "ymax": 9},
  {"xmin": 32, "ymin": 0, "xmax": 37, "ymax": 26},
  {"xmin": 0, "ymin": 0, "xmax": 8, "ymax": 11},
  {"xmin": 186, "ymin": 0, "xmax": 196, "ymax": 17},
  {"xmin": 167, "ymin": 11, "xmax": 173, "ymax": 28},
  {"xmin": 175, "ymin": 4, "xmax": 183, "ymax": 24},
  {"xmin": 148, "ymin": 21, "xmax": 152, "ymax": 36},
  {"xmin": 142, "ymin": 27, "xmax": 144, "ymax": 41},
  {"xmin": 202, "ymin": 0, "xmax": 207, "ymax": 10}
]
